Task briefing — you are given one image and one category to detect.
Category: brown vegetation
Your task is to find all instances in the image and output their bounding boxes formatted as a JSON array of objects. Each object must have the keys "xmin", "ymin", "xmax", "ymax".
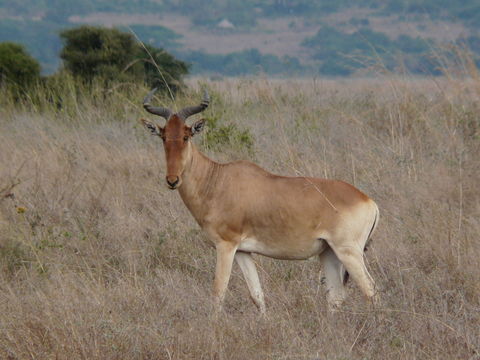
[{"xmin": 0, "ymin": 77, "xmax": 479, "ymax": 359}]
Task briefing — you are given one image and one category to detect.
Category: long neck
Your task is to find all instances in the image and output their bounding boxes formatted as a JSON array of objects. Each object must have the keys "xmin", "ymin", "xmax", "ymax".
[{"xmin": 178, "ymin": 143, "xmax": 221, "ymax": 225}]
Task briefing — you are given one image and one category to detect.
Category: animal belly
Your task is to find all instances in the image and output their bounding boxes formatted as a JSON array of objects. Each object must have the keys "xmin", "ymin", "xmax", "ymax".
[{"xmin": 238, "ymin": 236, "xmax": 327, "ymax": 260}]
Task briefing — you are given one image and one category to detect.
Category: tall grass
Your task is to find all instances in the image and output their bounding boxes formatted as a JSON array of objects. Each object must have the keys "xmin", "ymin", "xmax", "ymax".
[{"xmin": 0, "ymin": 75, "xmax": 479, "ymax": 359}]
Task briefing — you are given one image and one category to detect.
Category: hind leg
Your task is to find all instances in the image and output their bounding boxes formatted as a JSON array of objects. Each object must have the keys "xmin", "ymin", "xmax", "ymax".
[
  {"xmin": 319, "ymin": 247, "xmax": 347, "ymax": 310},
  {"xmin": 235, "ymin": 252, "xmax": 266, "ymax": 314},
  {"xmin": 327, "ymin": 242, "xmax": 378, "ymax": 304},
  {"xmin": 235, "ymin": 251, "xmax": 265, "ymax": 314}
]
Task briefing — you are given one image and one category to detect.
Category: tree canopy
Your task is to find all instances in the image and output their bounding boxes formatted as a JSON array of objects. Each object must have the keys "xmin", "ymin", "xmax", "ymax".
[
  {"xmin": 60, "ymin": 26, "xmax": 188, "ymax": 91},
  {"xmin": 0, "ymin": 42, "xmax": 40, "ymax": 90}
]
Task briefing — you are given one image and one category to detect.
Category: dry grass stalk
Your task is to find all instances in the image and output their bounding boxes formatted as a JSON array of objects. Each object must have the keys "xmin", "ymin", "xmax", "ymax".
[{"xmin": 0, "ymin": 76, "xmax": 479, "ymax": 359}]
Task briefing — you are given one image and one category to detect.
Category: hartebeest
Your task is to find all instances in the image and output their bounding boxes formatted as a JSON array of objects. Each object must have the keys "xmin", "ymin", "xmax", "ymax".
[{"xmin": 140, "ymin": 88, "xmax": 379, "ymax": 313}]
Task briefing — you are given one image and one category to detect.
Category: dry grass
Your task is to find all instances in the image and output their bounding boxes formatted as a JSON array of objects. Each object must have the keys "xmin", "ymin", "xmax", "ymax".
[{"xmin": 0, "ymin": 76, "xmax": 479, "ymax": 359}]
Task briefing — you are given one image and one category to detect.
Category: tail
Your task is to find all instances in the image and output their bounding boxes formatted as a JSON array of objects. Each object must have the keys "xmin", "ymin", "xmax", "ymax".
[
  {"xmin": 342, "ymin": 202, "xmax": 379, "ymax": 285},
  {"xmin": 364, "ymin": 202, "xmax": 379, "ymax": 252}
]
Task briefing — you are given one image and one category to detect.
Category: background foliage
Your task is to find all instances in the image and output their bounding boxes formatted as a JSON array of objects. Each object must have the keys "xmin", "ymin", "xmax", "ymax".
[
  {"xmin": 303, "ymin": 26, "xmax": 440, "ymax": 75},
  {"xmin": 60, "ymin": 26, "xmax": 188, "ymax": 90},
  {"xmin": 0, "ymin": 42, "xmax": 40, "ymax": 91},
  {"xmin": 182, "ymin": 49, "xmax": 306, "ymax": 76},
  {"xmin": 1, "ymin": 0, "xmax": 480, "ymax": 76}
]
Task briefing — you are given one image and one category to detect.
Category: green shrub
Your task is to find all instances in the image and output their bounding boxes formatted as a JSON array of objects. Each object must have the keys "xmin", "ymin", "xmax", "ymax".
[
  {"xmin": 59, "ymin": 26, "xmax": 188, "ymax": 91},
  {"xmin": 140, "ymin": 44, "xmax": 189, "ymax": 92},
  {"xmin": 203, "ymin": 114, "xmax": 254, "ymax": 154},
  {"xmin": 0, "ymin": 42, "xmax": 40, "ymax": 91}
]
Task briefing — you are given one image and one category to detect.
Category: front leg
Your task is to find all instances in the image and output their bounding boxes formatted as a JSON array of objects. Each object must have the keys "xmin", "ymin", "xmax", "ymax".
[{"xmin": 213, "ymin": 240, "xmax": 238, "ymax": 311}]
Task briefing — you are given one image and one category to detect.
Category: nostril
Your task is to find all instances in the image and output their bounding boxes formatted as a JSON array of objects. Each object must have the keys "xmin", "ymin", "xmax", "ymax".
[{"xmin": 166, "ymin": 176, "xmax": 179, "ymax": 188}]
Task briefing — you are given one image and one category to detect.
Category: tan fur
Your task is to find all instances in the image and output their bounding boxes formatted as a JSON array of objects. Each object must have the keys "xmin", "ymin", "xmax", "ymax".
[{"xmin": 141, "ymin": 109, "xmax": 379, "ymax": 313}]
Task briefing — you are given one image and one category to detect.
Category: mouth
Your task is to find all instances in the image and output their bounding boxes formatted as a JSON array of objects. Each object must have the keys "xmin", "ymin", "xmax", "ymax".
[{"xmin": 167, "ymin": 185, "xmax": 178, "ymax": 190}]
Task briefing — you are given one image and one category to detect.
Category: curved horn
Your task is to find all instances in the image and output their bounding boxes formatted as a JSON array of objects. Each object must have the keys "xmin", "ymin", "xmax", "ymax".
[
  {"xmin": 143, "ymin": 88, "xmax": 172, "ymax": 120},
  {"xmin": 178, "ymin": 90, "xmax": 210, "ymax": 120}
]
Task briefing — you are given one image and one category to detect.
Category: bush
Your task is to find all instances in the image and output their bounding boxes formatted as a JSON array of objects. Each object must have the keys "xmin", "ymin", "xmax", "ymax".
[
  {"xmin": 0, "ymin": 19, "xmax": 62, "ymax": 74},
  {"xmin": 203, "ymin": 114, "xmax": 254, "ymax": 154},
  {"xmin": 0, "ymin": 42, "xmax": 40, "ymax": 91},
  {"xmin": 140, "ymin": 44, "xmax": 189, "ymax": 92},
  {"xmin": 59, "ymin": 26, "xmax": 188, "ymax": 91}
]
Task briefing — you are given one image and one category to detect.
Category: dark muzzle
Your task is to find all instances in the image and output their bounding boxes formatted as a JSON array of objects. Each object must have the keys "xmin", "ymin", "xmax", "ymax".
[{"xmin": 166, "ymin": 175, "xmax": 180, "ymax": 189}]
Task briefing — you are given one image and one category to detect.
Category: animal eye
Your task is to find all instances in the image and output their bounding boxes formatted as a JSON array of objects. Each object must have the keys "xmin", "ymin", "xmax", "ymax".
[{"xmin": 183, "ymin": 136, "xmax": 189, "ymax": 142}]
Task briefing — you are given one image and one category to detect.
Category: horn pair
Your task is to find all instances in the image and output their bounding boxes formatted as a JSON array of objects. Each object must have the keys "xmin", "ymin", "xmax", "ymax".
[{"xmin": 143, "ymin": 88, "xmax": 210, "ymax": 120}]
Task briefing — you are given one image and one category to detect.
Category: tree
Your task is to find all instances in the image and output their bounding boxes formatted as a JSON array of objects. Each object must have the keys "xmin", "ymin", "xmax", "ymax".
[
  {"xmin": 59, "ymin": 26, "xmax": 188, "ymax": 91},
  {"xmin": 138, "ymin": 44, "xmax": 189, "ymax": 92},
  {"xmin": 0, "ymin": 42, "xmax": 40, "ymax": 90}
]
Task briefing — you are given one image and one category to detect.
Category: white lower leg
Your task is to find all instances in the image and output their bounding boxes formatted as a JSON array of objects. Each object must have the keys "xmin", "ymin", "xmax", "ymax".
[
  {"xmin": 320, "ymin": 247, "xmax": 347, "ymax": 309},
  {"xmin": 332, "ymin": 246, "xmax": 376, "ymax": 300},
  {"xmin": 235, "ymin": 252, "xmax": 266, "ymax": 314}
]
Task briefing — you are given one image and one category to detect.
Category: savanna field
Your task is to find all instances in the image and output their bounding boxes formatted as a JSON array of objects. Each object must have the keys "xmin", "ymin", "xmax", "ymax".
[{"xmin": 0, "ymin": 76, "xmax": 479, "ymax": 359}]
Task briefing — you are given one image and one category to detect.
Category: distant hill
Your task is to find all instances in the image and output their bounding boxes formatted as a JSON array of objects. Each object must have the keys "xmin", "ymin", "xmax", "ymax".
[{"xmin": 1, "ymin": 0, "xmax": 479, "ymax": 76}]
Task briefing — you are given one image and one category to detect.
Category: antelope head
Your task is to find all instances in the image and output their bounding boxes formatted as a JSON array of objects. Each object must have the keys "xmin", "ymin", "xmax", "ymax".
[{"xmin": 140, "ymin": 88, "xmax": 209, "ymax": 190}]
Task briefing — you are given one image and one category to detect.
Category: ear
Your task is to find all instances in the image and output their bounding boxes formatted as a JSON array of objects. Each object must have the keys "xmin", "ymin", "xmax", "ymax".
[
  {"xmin": 139, "ymin": 118, "xmax": 163, "ymax": 136},
  {"xmin": 191, "ymin": 118, "xmax": 206, "ymax": 136}
]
